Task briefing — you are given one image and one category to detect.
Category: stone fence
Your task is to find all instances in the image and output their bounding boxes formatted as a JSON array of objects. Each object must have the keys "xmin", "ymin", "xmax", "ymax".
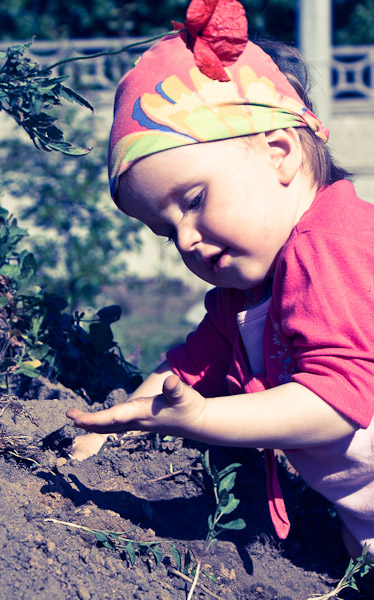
[{"xmin": 1, "ymin": 38, "xmax": 373, "ymax": 114}]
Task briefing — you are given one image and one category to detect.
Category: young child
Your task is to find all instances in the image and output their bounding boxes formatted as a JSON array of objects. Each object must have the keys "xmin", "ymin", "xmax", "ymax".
[{"xmin": 67, "ymin": 30, "xmax": 374, "ymax": 559}]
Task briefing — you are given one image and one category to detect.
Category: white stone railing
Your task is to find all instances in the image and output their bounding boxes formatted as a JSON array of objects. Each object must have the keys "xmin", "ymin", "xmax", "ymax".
[
  {"xmin": 332, "ymin": 45, "xmax": 374, "ymax": 113},
  {"xmin": 1, "ymin": 38, "xmax": 373, "ymax": 113}
]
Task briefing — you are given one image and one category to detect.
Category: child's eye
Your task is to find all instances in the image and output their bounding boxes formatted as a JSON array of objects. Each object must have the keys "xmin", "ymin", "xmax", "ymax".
[
  {"xmin": 165, "ymin": 230, "xmax": 176, "ymax": 246},
  {"xmin": 187, "ymin": 191, "xmax": 203, "ymax": 211}
]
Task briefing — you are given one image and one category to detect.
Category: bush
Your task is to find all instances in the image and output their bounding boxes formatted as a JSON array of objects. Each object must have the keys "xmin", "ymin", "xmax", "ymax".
[{"xmin": 0, "ymin": 205, "xmax": 142, "ymax": 400}]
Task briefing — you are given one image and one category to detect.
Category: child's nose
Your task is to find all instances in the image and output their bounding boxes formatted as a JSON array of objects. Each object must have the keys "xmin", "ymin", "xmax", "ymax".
[{"xmin": 176, "ymin": 224, "xmax": 201, "ymax": 253}]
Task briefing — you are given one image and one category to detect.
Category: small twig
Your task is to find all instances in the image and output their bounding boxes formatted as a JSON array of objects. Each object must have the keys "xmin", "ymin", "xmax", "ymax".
[
  {"xmin": 42, "ymin": 31, "xmax": 179, "ymax": 72},
  {"xmin": 8, "ymin": 450, "xmax": 56, "ymax": 476},
  {"xmin": 187, "ymin": 559, "xmax": 203, "ymax": 600},
  {"xmin": 44, "ymin": 518, "xmax": 138, "ymax": 536},
  {"xmin": 168, "ymin": 567, "xmax": 221, "ymax": 600},
  {"xmin": 148, "ymin": 466, "xmax": 203, "ymax": 483}
]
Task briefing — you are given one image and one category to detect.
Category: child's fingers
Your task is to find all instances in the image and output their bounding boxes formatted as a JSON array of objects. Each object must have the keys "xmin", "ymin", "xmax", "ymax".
[
  {"xmin": 66, "ymin": 408, "xmax": 85, "ymax": 421},
  {"xmin": 66, "ymin": 399, "xmax": 152, "ymax": 434},
  {"xmin": 66, "ymin": 406, "xmax": 123, "ymax": 433},
  {"xmin": 162, "ymin": 374, "xmax": 184, "ymax": 403},
  {"xmin": 70, "ymin": 432, "xmax": 109, "ymax": 461}
]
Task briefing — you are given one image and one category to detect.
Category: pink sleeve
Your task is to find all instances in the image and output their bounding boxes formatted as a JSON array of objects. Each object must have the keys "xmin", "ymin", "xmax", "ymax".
[
  {"xmin": 274, "ymin": 230, "xmax": 374, "ymax": 427},
  {"xmin": 167, "ymin": 287, "xmax": 244, "ymax": 397}
]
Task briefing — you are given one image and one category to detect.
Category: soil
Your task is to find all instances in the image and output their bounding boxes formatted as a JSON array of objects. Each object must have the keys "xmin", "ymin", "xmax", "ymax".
[{"xmin": 0, "ymin": 377, "xmax": 373, "ymax": 600}]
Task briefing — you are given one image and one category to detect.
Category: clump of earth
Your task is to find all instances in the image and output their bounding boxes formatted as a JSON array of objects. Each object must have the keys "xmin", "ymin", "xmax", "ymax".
[{"xmin": 0, "ymin": 376, "xmax": 372, "ymax": 600}]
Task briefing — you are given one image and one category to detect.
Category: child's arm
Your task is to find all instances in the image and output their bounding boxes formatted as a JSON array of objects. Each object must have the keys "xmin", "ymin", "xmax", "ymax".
[
  {"xmin": 69, "ymin": 361, "xmax": 175, "ymax": 460},
  {"xmin": 68, "ymin": 374, "xmax": 357, "ymax": 450}
]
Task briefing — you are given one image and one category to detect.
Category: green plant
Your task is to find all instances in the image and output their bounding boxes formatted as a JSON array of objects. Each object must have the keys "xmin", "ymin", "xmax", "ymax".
[
  {"xmin": 44, "ymin": 453, "xmax": 245, "ymax": 600},
  {"xmin": 0, "ymin": 39, "xmax": 93, "ymax": 155},
  {"xmin": 0, "ymin": 205, "xmax": 142, "ymax": 399},
  {"xmin": 307, "ymin": 544, "xmax": 374, "ymax": 600},
  {"xmin": 0, "ymin": 34, "xmax": 172, "ymax": 160},
  {"xmin": 186, "ymin": 450, "xmax": 246, "ymax": 600},
  {"xmin": 45, "ymin": 517, "xmax": 186, "ymax": 570},
  {"xmin": 0, "ymin": 206, "xmax": 43, "ymax": 385}
]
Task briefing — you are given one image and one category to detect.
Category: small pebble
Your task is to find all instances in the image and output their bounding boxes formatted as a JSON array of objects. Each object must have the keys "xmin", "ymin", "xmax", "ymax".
[{"xmin": 76, "ymin": 582, "xmax": 91, "ymax": 600}]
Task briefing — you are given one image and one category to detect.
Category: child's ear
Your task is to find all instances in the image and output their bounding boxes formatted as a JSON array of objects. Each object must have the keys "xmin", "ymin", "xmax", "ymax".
[{"xmin": 264, "ymin": 128, "xmax": 303, "ymax": 184}]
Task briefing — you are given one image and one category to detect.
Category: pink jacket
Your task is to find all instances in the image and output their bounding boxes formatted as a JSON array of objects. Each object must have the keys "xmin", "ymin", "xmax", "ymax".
[{"xmin": 167, "ymin": 181, "xmax": 374, "ymax": 546}]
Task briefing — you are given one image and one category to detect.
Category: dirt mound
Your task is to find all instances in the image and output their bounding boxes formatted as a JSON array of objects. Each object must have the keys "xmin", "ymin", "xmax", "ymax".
[{"xmin": 0, "ymin": 378, "xmax": 372, "ymax": 600}]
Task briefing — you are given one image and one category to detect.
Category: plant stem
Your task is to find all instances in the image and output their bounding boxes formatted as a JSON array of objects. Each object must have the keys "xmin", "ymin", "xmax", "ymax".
[
  {"xmin": 45, "ymin": 518, "xmax": 137, "ymax": 537},
  {"xmin": 42, "ymin": 31, "xmax": 179, "ymax": 73},
  {"xmin": 168, "ymin": 567, "xmax": 221, "ymax": 600}
]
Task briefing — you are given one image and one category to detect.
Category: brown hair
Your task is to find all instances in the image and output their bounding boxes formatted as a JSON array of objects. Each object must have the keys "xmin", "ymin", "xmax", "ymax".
[{"xmin": 254, "ymin": 38, "xmax": 352, "ymax": 189}]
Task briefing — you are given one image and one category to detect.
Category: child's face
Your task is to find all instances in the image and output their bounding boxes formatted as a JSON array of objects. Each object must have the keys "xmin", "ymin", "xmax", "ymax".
[{"xmin": 118, "ymin": 136, "xmax": 305, "ymax": 289}]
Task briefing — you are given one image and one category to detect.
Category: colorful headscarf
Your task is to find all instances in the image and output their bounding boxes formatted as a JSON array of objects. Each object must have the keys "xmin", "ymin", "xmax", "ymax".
[{"xmin": 109, "ymin": 34, "xmax": 329, "ymax": 200}]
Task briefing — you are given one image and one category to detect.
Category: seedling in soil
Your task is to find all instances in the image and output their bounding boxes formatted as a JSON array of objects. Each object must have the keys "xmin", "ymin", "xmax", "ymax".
[
  {"xmin": 45, "ymin": 517, "xmax": 184, "ymax": 569},
  {"xmin": 308, "ymin": 544, "xmax": 374, "ymax": 600},
  {"xmin": 186, "ymin": 449, "xmax": 246, "ymax": 600},
  {"xmin": 46, "ymin": 517, "xmax": 222, "ymax": 599}
]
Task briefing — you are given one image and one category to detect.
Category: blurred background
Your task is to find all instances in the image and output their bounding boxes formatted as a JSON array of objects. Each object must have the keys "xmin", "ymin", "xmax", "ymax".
[{"xmin": 0, "ymin": 0, "xmax": 373, "ymax": 374}]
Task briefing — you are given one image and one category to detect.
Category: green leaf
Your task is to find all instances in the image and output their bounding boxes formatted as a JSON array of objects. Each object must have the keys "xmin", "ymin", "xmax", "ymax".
[
  {"xmin": 46, "ymin": 141, "xmax": 92, "ymax": 156},
  {"xmin": 0, "ymin": 296, "xmax": 8, "ymax": 307},
  {"xmin": 28, "ymin": 343, "xmax": 50, "ymax": 360},
  {"xmin": 218, "ymin": 471, "xmax": 237, "ymax": 494},
  {"xmin": 202, "ymin": 570, "xmax": 218, "ymax": 583},
  {"xmin": 183, "ymin": 549, "xmax": 192, "ymax": 575},
  {"xmin": 60, "ymin": 86, "xmax": 94, "ymax": 111},
  {"xmin": 89, "ymin": 322, "xmax": 114, "ymax": 352},
  {"xmin": 43, "ymin": 293, "xmax": 68, "ymax": 312},
  {"xmin": 94, "ymin": 531, "xmax": 109, "ymax": 543},
  {"xmin": 8, "ymin": 225, "xmax": 28, "ymax": 238},
  {"xmin": 211, "ymin": 463, "xmax": 220, "ymax": 484},
  {"xmin": 170, "ymin": 543, "xmax": 181, "ymax": 571},
  {"xmin": 198, "ymin": 449, "xmax": 211, "ymax": 476},
  {"xmin": 220, "ymin": 493, "xmax": 240, "ymax": 515},
  {"xmin": 97, "ymin": 305, "xmax": 122, "ymax": 324},
  {"xmin": 15, "ymin": 364, "xmax": 40, "ymax": 378},
  {"xmin": 218, "ymin": 488, "xmax": 230, "ymax": 507},
  {"xmin": 217, "ymin": 463, "xmax": 242, "ymax": 480},
  {"xmin": 349, "ymin": 580, "xmax": 359, "ymax": 591},
  {"xmin": 19, "ymin": 251, "xmax": 37, "ymax": 279},
  {"xmin": 0, "ymin": 264, "xmax": 21, "ymax": 279},
  {"xmin": 148, "ymin": 544, "xmax": 163, "ymax": 566},
  {"xmin": 0, "ymin": 52, "xmax": 6, "ymax": 59},
  {"xmin": 125, "ymin": 541, "xmax": 136, "ymax": 566},
  {"xmin": 216, "ymin": 518, "xmax": 246, "ymax": 531}
]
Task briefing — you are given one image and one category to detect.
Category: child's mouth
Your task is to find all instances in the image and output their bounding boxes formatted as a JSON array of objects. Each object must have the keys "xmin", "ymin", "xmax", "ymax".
[{"xmin": 211, "ymin": 248, "xmax": 228, "ymax": 271}]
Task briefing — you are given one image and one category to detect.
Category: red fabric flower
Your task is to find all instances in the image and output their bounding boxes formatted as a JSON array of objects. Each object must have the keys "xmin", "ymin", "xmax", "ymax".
[{"xmin": 173, "ymin": 0, "xmax": 248, "ymax": 82}]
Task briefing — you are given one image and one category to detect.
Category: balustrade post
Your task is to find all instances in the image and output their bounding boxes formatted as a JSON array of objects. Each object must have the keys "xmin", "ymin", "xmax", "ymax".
[{"xmin": 298, "ymin": 0, "xmax": 332, "ymax": 124}]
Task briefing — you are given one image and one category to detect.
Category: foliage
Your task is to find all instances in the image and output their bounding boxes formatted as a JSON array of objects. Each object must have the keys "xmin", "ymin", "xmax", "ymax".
[
  {"xmin": 0, "ymin": 113, "xmax": 141, "ymax": 308},
  {"xmin": 0, "ymin": 0, "xmax": 298, "ymax": 43},
  {"xmin": 0, "ymin": 205, "xmax": 142, "ymax": 400},
  {"xmin": 45, "ymin": 517, "xmax": 184, "ymax": 569},
  {"xmin": 307, "ymin": 544, "xmax": 374, "ymax": 600},
  {"xmin": 45, "ymin": 452, "xmax": 246, "ymax": 600},
  {"xmin": 0, "ymin": 0, "xmax": 373, "ymax": 46},
  {"xmin": 0, "ymin": 39, "xmax": 93, "ymax": 155},
  {"xmin": 187, "ymin": 450, "xmax": 246, "ymax": 599},
  {"xmin": 0, "ymin": 0, "xmax": 187, "ymax": 40},
  {"xmin": 334, "ymin": 0, "xmax": 374, "ymax": 45}
]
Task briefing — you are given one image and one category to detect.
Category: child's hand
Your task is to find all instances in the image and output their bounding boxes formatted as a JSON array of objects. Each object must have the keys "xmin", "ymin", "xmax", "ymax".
[
  {"xmin": 67, "ymin": 374, "xmax": 207, "ymax": 440},
  {"xmin": 70, "ymin": 432, "xmax": 111, "ymax": 461}
]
